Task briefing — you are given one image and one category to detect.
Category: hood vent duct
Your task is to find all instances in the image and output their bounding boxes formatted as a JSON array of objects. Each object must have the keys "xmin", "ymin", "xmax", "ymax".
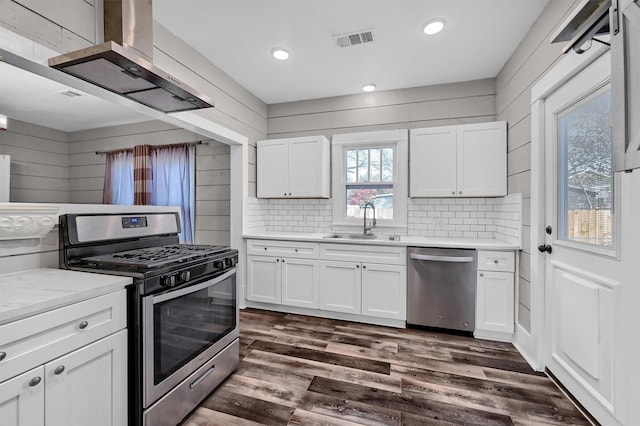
[
  {"xmin": 551, "ymin": 0, "xmax": 612, "ymax": 54},
  {"xmin": 49, "ymin": 0, "xmax": 213, "ymax": 113}
]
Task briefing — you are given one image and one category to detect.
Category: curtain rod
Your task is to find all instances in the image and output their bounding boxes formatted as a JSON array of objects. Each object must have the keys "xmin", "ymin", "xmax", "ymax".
[{"xmin": 95, "ymin": 140, "xmax": 209, "ymax": 155}]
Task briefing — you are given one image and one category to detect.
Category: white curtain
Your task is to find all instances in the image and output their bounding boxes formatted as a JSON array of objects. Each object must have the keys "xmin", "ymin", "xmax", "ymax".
[
  {"xmin": 150, "ymin": 144, "xmax": 195, "ymax": 243},
  {"xmin": 102, "ymin": 150, "xmax": 134, "ymax": 205}
]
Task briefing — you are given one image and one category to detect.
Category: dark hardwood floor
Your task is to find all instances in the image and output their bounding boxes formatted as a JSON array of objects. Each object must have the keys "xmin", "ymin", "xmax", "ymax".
[{"xmin": 181, "ymin": 308, "xmax": 591, "ymax": 425}]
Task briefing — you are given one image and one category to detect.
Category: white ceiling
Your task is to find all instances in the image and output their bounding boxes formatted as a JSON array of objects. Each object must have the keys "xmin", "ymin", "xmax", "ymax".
[
  {"xmin": 154, "ymin": 0, "xmax": 550, "ymax": 105},
  {"xmin": 0, "ymin": 60, "xmax": 150, "ymax": 133}
]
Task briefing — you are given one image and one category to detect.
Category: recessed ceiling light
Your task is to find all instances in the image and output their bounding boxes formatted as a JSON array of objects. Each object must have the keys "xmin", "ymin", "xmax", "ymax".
[
  {"xmin": 423, "ymin": 18, "xmax": 446, "ymax": 35},
  {"xmin": 271, "ymin": 48, "xmax": 290, "ymax": 60},
  {"xmin": 362, "ymin": 84, "xmax": 376, "ymax": 92}
]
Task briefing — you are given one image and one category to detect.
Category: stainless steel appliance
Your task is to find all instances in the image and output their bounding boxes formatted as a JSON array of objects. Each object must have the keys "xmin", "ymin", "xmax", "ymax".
[
  {"xmin": 59, "ymin": 212, "xmax": 238, "ymax": 426},
  {"xmin": 407, "ymin": 247, "xmax": 476, "ymax": 332}
]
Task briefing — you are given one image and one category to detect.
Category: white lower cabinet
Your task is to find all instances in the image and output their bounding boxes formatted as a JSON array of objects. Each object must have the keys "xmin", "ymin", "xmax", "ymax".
[
  {"xmin": 475, "ymin": 250, "xmax": 515, "ymax": 340},
  {"xmin": 318, "ymin": 260, "xmax": 406, "ymax": 320},
  {"xmin": 45, "ymin": 330, "xmax": 127, "ymax": 426},
  {"xmin": 246, "ymin": 255, "xmax": 281, "ymax": 304},
  {"xmin": 361, "ymin": 263, "xmax": 406, "ymax": 320},
  {"xmin": 0, "ymin": 366, "xmax": 44, "ymax": 426},
  {"xmin": 318, "ymin": 261, "xmax": 361, "ymax": 314},
  {"xmin": 0, "ymin": 290, "xmax": 128, "ymax": 426},
  {"xmin": 246, "ymin": 256, "xmax": 319, "ymax": 308}
]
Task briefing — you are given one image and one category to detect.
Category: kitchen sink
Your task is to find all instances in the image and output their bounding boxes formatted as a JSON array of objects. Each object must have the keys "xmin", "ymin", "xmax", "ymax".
[{"xmin": 323, "ymin": 233, "xmax": 400, "ymax": 241}]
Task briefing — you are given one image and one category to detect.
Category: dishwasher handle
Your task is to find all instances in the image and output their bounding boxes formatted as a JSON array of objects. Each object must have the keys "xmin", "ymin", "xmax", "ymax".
[{"xmin": 409, "ymin": 253, "xmax": 474, "ymax": 263}]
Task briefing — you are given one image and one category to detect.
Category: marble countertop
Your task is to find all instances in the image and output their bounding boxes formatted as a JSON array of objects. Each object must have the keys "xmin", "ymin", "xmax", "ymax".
[
  {"xmin": 243, "ymin": 231, "xmax": 520, "ymax": 250},
  {"xmin": 0, "ymin": 268, "xmax": 131, "ymax": 326}
]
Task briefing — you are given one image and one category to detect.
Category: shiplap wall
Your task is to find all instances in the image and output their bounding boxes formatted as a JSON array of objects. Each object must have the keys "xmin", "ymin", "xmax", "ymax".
[
  {"xmin": 0, "ymin": 119, "xmax": 70, "ymax": 203},
  {"xmin": 267, "ymin": 78, "xmax": 496, "ymax": 139},
  {"xmin": 495, "ymin": 0, "xmax": 580, "ymax": 332},
  {"xmin": 68, "ymin": 120, "xmax": 232, "ymax": 245}
]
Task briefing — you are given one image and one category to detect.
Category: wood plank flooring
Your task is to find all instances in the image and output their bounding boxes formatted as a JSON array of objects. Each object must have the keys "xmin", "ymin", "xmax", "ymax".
[{"xmin": 181, "ymin": 308, "xmax": 591, "ymax": 426}]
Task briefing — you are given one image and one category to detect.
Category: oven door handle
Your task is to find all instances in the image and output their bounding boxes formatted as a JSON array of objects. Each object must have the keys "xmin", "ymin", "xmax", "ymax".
[{"xmin": 152, "ymin": 268, "xmax": 236, "ymax": 304}]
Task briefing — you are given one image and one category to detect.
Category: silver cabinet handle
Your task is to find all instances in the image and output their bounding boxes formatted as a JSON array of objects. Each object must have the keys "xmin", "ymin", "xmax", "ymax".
[
  {"xmin": 79, "ymin": 321, "xmax": 89, "ymax": 329},
  {"xmin": 54, "ymin": 365, "xmax": 65, "ymax": 375},
  {"xmin": 410, "ymin": 253, "xmax": 474, "ymax": 263},
  {"xmin": 459, "ymin": 190, "xmax": 463, "ymax": 195},
  {"xmin": 29, "ymin": 376, "xmax": 42, "ymax": 387},
  {"xmin": 451, "ymin": 191, "xmax": 455, "ymax": 195},
  {"xmin": 0, "ymin": 352, "xmax": 6, "ymax": 362}
]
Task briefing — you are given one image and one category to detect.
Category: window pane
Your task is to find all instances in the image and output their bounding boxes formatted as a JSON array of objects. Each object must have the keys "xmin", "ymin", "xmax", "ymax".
[
  {"xmin": 382, "ymin": 148, "xmax": 393, "ymax": 182},
  {"xmin": 346, "ymin": 184, "xmax": 393, "ymax": 220},
  {"xmin": 557, "ymin": 88, "xmax": 612, "ymax": 247},
  {"xmin": 346, "ymin": 149, "xmax": 357, "ymax": 182},
  {"xmin": 369, "ymin": 148, "xmax": 381, "ymax": 182},
  {"xmin": 357, "ymin": 149, "xmax": 369, "ymax": 182}
]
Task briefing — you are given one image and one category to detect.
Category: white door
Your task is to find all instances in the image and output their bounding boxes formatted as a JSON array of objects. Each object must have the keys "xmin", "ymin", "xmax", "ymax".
[
  {"xmin": 281, "ymin": 257, "xmax": 319, "ymax": 308},
  {"xmin": 288, "ymin": 136, "xmax": 321, "ymax": 197},
  {"xmin": 319, "ymin": 260, "xmax": 361, "ymax": 314},
  {"xmin": 409, "ymin": 126, "xmax": 457, "ymax": 197},
  {"xmin": 457, "ymin": 121, "xmax": 507, "ymax": 197},
  {"xmin": 0, "ymin": 366, "xmax": 44, "ymax": 426},
  {"xmin": 257, "ymin": 139, "xmax": 288, "ymax": 198},
  {"xmin": 542, "ymin": 51, "xmax": 623, "ymax": 425},
  {"xmin": 45, "ymin": 330, "xmax": 127, "ymax": 426},
  {"xmin": 361, "ymin": 263, "xmax": 406, "ymax": 320},
  {"xmin": 246, "ymin": 255, "xmax": 281, "ymax": 304}
]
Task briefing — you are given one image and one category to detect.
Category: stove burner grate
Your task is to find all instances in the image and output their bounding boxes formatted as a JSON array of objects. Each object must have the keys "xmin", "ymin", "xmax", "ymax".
[{"xmin": 81, "ymin": 244, "xmax": 230, "ymax": 269}]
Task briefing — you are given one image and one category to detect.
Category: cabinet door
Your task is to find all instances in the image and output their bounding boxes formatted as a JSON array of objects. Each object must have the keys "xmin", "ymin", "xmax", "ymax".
[
  {"xmin": 409, "ymin": 126, "xmax": 458, "ymax": 197},
  {"xmin": 246, "ymin": 255, "xmax": 282, "ymax": 304},
  {"xmin": 0, "ymin": 366, "xmax": 44, "ymax": 426},
  {"xmin": 45, "ymin": 330, "xmax": 127, "ymax": 426},
  {"xmin": 361, "ymin": 263, "xmax": 406, "ymax": 320},
  {"xmin": 457, "ymin": 121, "xmax": 507, "ymax": 197},
  {"xmin": 282, "ymin": 258, "xmax": 319, "ymax": 309},
  {"xmin": 612, "ymin": 0, "xmax": 640, "ymax": 171},
  {"xmin": 288, "ymin": 136, "xmax": 330, "ymax": 198},
  {"xmin": 476, "ymin": 271, "xmax": 514, "ymax": 334},
  {"xmin": 319, "ymin": 261, "xmax": 361, "ymax": 314},
  {"xmin": 257, "ymin": 139, "xmax": 289, "ymax": 197}
]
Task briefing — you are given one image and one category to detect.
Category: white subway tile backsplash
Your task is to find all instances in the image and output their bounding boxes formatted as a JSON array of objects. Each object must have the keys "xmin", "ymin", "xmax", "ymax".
[{"xmin": 247, "ymin": 193, "xmax": 522, "ymax": 247}]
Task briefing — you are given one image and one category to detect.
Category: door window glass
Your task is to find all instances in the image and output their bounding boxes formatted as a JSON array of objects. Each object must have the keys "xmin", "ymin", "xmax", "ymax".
[{"xmin": 557, "ymin": 86, "xmax": 613, "ymax": 248}]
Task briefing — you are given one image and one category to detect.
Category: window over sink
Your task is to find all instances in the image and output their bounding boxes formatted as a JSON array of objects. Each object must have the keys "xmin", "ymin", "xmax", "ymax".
[{"xmin": 332, "ymin": 130, "xmax": 408, "ymax": 228}]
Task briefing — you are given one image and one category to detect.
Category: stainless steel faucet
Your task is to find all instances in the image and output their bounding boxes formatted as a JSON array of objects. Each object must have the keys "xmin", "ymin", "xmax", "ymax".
[{"xmin": 363, "ymin": 202, "xmax": 376, "ymax": 235}]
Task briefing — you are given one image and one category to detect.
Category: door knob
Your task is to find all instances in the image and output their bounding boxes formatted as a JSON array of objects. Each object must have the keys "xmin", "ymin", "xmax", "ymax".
[{"xmin": 538, "ymin": 244, "xmax": 552, "ymax": 254}]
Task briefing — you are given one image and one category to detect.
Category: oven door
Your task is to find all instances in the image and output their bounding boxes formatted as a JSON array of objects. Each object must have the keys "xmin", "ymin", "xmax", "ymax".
[{"xmin": 142, "ymin": 268, "xmax": 238, "ymax": 407}]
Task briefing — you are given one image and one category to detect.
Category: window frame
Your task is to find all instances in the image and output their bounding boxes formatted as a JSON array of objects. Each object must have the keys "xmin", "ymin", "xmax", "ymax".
[{"xmin": 331, "ymin": 129, "xmax": 408, "ymax": 229}]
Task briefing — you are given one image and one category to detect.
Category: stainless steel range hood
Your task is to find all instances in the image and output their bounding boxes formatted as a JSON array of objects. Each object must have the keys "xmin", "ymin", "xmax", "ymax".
[{"xmin": 49, "ymin": 0, "xmax": 213, "ymax": 113}]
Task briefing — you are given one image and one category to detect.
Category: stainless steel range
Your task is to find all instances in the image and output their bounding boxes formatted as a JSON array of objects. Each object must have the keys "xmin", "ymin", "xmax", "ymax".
[{"xmin": 59, "ymin": 212, "xmax": 239, "ymax": 426}]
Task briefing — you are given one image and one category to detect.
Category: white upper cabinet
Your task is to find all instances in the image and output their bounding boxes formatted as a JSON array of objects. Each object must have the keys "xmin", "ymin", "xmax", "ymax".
[
  {"xmin": 257, "ymin": 135, "xmax": 330, "ymax": 198},
  {"xmin": 410, "ymin": 121, "xmax": 507, "ymax": 197}
]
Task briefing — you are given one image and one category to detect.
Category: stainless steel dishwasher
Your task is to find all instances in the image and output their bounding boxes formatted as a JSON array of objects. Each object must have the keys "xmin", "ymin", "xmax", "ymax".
[{"xmin": 407, "ymin": 247, "xmax": 476, "ymax": 332}]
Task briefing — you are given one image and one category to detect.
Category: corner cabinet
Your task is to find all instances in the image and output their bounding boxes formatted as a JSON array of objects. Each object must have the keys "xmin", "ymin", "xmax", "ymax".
[
  {"xmin": 0, "ymin": 291, "xmax": 127, "ymax": 426},
  {"xmin": 257, "ymin": 136, "xmax": 330, "ymax": 198},
  {"xmin": 474, "ymin": 250, "xmax": 515, "ymax": 341},
  {"xmin": 410, "ymin": 121, "xmax": 507, "ymax": 197}
]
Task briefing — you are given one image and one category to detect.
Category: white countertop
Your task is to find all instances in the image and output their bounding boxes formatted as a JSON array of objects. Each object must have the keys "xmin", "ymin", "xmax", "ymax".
[
  {"xmin": 243, "ymin": 231, "xmax": 520, "ymax": 250},
  {"xmin": 0, "ymin": 268, "xmax": 131, "ymax": 326}
]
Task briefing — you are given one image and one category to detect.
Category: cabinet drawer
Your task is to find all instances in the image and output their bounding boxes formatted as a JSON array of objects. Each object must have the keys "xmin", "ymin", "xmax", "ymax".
[
  {"xmin": 246, "ymin": 239, "xmax": 319, "ymax": 258},
  {"xmin": 320, "ymin": 243, "xmax": 406, "ymax": 266},
  {"xmin": 477, "ymin": 250, "xmax": 515, "ymax": 272},
  {"xmin": 0, "ymin": 290, "xmax": 126, "ymax": 383}
]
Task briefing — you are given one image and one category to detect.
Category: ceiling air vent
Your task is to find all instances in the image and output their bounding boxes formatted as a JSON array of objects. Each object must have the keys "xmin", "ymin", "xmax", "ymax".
[{"xmin": 336, "ymin": 30, "xmax": 374, "ymax": 48}]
